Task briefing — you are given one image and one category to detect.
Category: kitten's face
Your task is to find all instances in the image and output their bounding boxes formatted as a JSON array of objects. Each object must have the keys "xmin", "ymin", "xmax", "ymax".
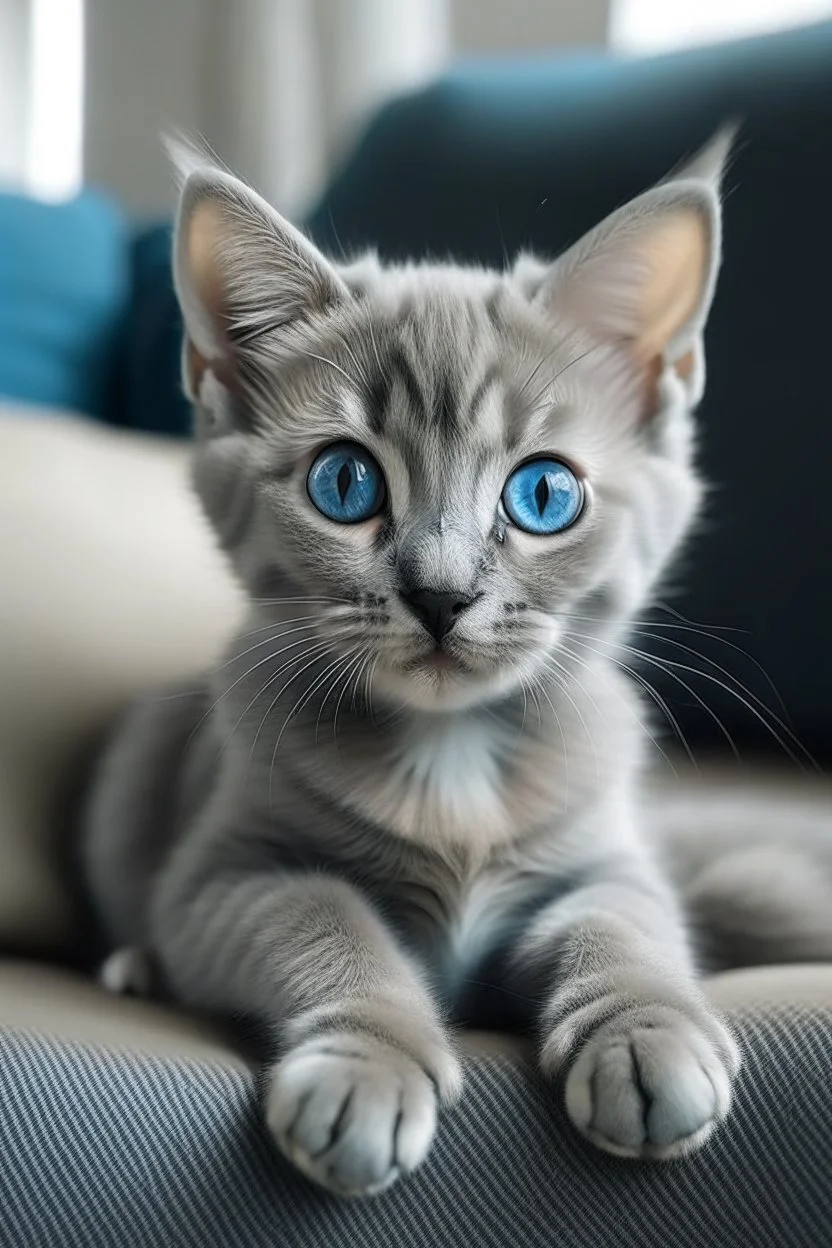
[
  {"xmin": 173, "ymin": 138, "xmax": 725, "ymax": 712},
  {"xmin": 195, "ymin": 266, "xmax": 699, "ymax": 712}
]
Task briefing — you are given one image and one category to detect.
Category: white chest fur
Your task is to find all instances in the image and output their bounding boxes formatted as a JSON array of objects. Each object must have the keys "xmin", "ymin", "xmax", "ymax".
[{"xmin": 372, "ymin": 712, "xmax": 514, "ymax": 850}]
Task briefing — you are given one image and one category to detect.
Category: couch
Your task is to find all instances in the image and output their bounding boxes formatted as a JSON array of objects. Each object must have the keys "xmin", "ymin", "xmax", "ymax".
[{"xmin": 2, "ymin": 20, "xmax": 832, "ymax": 1248}]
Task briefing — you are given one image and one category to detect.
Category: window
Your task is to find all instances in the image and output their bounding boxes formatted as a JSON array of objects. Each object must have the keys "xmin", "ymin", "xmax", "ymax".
[
  {"xmin": 610, "ymin": 0, "xmax": 832, "ymax": 52},
  {"xmin": 0, "ymin": 0, "xmax": 84, "ymax": 198},
  {"xmin": 26, "ymin": 0, "xmax": 85, "ymax": 199}
]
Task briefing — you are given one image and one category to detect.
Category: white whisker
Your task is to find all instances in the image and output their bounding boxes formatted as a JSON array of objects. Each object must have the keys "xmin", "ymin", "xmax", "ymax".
[
  {"xmin": 277, "ymin": 645, "xmax": 363, "ymax": 756},
  {"xmin": 299, "ymin": 349, "xmax": 360, "ymax": 391},
  {"xmin": 557, "ymin": 638, "xmax": 687, "ymax": 776},
  {"xmin": 365, "ymin": 654, "xmax": 381, "ymax": 726},
  {"xmin": 332, "ymin": 647, "xmax": 371, "ymax": 751},
  {"xmin": 246, "ymin": 640, "xmax": 336, "ymax": 768},
  {"xmin": 218, "ymin": 618, "xmax": 324, "ymax": 669},
  {"xmin": 336, "ymin": 336, "xmax": 372, "ymax": 392},
  {"xmin": 625, "ymin": 627, "xmax": 798, "ymax": 742},
  {"xmin": 539, "ymin": 655, "xmax": 600, "ymax": 785},
  {"xmin": 567, "ymin": 625, "xmax": 817, "ymax": 770},
  {"xmin": 535, "ymin": 678, "xmax": 569, "ymax": 813},
  {"xmin": 186, "ymin": 630, "xmax": 336, "ymax": 752},
  {"xmin": 621, "ymin": 642, "xmax": 815, "ymax": 771},
  {"xmin": 315, "ymin": 649, "xmax": 365, "ymax": 746},
  {"xmin": 608, "ymin": 639, "xmax": 740, "ymax": 763},
  {"xmin": 569, "ymin": 605, "xmax": 790, "ymax": 721}
]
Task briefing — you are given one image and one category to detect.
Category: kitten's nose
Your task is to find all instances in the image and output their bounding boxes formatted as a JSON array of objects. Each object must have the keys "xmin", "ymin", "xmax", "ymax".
[{"xmin": 401, "ymin": 587, "xmax": 474, "ymax": 643}]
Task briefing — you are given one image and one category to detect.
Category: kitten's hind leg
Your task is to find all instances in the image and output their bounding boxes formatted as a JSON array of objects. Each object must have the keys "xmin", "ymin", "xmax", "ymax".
[
  {"xmin": 99, "ymin": 946, "xmax": 154, "ymax": 997},
  {"xmin": 684, "ymin": 846, "xmax": 832, "ymax": 970}
]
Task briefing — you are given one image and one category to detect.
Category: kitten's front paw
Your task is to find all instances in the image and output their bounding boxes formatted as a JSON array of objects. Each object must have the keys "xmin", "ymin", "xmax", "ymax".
[
  {"xmin": 266, "ymin": 1033, "xmax": 450, "ymax": 1196},
  {"xmin": 551, "ymin": 1007, "xmax": 740, "ymax": 1160}
]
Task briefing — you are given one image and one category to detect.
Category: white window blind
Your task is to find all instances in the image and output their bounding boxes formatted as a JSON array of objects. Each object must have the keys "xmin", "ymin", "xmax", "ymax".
[
  {"xmin": 0, "ymin": 0, "xmax": 84, "ymax": 199},
  {"xmin": 610, "ymin": 0, "xmax": 832, "ymax": 52}
]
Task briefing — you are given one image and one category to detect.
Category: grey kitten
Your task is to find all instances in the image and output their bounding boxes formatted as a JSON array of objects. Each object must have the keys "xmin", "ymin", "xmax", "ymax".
[{"xmin": 83, "ymin": 132, "xmax": 747, "ymax": 1197}]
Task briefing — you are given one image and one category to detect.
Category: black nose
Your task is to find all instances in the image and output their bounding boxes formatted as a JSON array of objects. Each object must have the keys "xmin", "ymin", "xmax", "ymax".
[{"xmin": 401, "ymin": 587, "xmax": 474, "ymax": 642}]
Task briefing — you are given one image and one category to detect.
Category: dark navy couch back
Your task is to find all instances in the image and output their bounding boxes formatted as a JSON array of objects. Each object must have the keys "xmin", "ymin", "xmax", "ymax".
[{"xmin": 304, "ymin": 22, "xmax": 832, "ymax": 762}]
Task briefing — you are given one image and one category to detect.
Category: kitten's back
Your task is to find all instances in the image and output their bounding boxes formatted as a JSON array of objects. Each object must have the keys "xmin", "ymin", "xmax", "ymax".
[{"xmin": 649, "ymin": 768, "xmax": 832, "ymax": 970}]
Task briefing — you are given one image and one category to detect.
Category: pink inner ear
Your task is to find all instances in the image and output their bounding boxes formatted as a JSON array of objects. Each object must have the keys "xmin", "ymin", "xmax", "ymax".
[
  {"xmin": 186, "ymin": 339, "xmax": 207, "ymax": 394},
  {"xmin": 641, "ymin": 342, "xmax": 698, "ymax": 421},
  {"xmin": 630, "ymin": 209, "xmax": 711, "ymax": 367},
  {"xmin": 187, "ymin": 199, "xmax": 228, "ymax": 318},
  {"xmin": 548, "ymin": 201, "xmax": 713, "ymax": 388},
  {"xmin": 186, "ymin": 337, "xmax": 237, "ymax": 398},
  {"xmin": 182, "ymin": 198, "xmax": 239, "ymax": 394},
  {"xmin": 675, "ymin": 349, "xmax": 696, "ymax": 381}
]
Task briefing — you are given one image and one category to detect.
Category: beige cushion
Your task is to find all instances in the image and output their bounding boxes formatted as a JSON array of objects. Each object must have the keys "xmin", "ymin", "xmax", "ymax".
[
  {"xmin": 645, "ymin": 758, "xmax": 832, "ymax": 836},
  {"xmin": 707, "ymin": 964, "xmax": 832, "ymax": 1011},
  {"xmin": 0, "ymin": 960, "xmax": 829, "ymax": 1069},
  {"xmin": 0, "ymin": 960, "xmax": 247, "ymax": 1067},
  {"xmin": 0, "ymin": 960, "xmax": 531, "ymax": 1065},
  {"xmin": 0, "ymin": 409, "xmax": 243, "ymax": 951}
]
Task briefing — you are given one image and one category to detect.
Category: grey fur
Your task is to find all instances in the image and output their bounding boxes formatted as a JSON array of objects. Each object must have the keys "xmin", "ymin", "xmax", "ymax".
[{"xmin": 82, "ymin": 130, "xmax": 816, "ymax": 1196}]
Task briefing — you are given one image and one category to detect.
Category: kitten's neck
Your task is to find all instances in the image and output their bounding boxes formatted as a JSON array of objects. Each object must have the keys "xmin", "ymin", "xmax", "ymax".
[{"xmin": 222, "ymin": 646, "xmax": 641, "ymax": 854}]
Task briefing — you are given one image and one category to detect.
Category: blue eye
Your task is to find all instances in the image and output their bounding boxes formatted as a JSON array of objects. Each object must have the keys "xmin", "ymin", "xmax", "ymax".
[
  {"xmin": 307, "ymin": 441, "xmax": 386, "ymax": 523},
  {"xmin": 502, "ymin": 458, "xmax": 584, "ymax": 535}
]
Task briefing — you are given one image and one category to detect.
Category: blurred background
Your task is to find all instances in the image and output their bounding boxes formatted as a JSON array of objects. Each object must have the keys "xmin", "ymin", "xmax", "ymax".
[{"xmin": 2, "ymin": 0, "xmax": 831, "ymax": 215}]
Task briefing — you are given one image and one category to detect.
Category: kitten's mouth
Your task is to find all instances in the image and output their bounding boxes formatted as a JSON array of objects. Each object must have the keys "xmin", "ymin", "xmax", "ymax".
[
  {"xmin": 425, "ymin": 648, "xmax": 460, "ymax": 671},
  {"xmin": 403, "ymin": 645, "xmax": 471, "ymax": 676},
  {"xmin": 376, "ymin": 641, "xmax": 523, "ymax": 710}
]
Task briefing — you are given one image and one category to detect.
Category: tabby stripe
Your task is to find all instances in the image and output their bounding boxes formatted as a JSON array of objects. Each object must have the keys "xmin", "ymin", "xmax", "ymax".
[
  {"xmin": 365, "ymin": 371, "xmax": 392, "ymax": 435},
  {"xmin": 389, "ymin": 347, "xmax": 427, "ymax": 417},
  {"xmin": 465, "ymin": 366, "xmax": 500, "ymax": 425},
  {"xmin": 484, "ymin": 288, "xmax": 503, "ymax": 329},
  {"xmin": 433, "ymin": 373, "xmax": 459, "ymax": 435}
]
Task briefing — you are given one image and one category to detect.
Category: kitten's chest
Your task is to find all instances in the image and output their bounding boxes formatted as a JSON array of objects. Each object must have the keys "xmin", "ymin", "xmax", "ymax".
[
  {"xmin": 339, "ymin": 711, "xmax": 571, "ymax": 851},
  {"xmin": 384, "ymin": 853, "xmax": 563, "ymax": 1024},
  {"xmin": 384, "ymin": 714, "xmax": 508, "ymax": 841}
]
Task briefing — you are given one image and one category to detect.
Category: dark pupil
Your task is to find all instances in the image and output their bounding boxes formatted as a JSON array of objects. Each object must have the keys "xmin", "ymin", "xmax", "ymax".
[
  {"xmin": 533, "ymin": 472, "xmax": 549, "ymax": 517},
  {"xmin": 337, "ymin": 460, "xmax": 352, "ymax": 505}
]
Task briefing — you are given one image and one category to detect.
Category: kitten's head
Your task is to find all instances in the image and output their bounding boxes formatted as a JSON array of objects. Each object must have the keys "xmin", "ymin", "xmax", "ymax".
[{"xmin": 171, "ymin": 133, "xmax": 730, "ymax": 712}]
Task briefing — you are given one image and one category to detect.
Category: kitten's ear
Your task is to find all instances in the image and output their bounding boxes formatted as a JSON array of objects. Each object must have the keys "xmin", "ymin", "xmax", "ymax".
[
  {"xmin": 530, "ymin": 126, "xmax": 735, "ymax": 404},
  {"xmin": 167, "ymin": 138, "xmax": 348, "ymax": 403}
]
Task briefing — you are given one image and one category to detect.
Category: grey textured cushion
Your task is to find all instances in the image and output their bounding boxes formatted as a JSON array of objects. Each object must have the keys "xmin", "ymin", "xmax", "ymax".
[{"xmin": 2, "ymin": 1001, "xmax": 831, "ymax": 1247}]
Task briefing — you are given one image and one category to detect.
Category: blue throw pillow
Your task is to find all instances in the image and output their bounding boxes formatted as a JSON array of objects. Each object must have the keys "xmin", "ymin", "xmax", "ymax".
[{"xmin": 0, "ymin": 189, "xmax": 129, "ymax": 421}]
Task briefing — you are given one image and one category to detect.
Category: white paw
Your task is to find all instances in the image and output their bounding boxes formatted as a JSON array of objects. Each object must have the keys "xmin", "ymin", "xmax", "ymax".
[
  {"xmin": 99, "ymin": 946, "xmax": 153, "ymax": 996},
  {"xmin": 561, "ymin": 1009, "xmax": 740, "ymax": 1160},
  {"xmin": 266, "ymin": 1034, "xmax": 440, "ymax": 1196}
]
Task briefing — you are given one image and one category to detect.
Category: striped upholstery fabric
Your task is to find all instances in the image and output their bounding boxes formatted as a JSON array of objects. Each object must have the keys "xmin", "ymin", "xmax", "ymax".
[{"xmin": 1, "ymin": 1004, "xmax": 830, "ymax": 1247}]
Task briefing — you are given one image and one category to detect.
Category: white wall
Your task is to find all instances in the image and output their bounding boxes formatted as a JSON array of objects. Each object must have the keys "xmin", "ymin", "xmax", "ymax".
[
  {"xmin": 610, "ymin": 0, "xmax": 832, "ymax": 51},
  {"xmin": 453, "ymin": 0, "xmax": 609, "ymax": 54},
  {"xmin": 82, "ymin": 0, "xmax": 451, "ymax": 216},
  {"xmin": 83, "ymin": 0, "xmax": 208, "ymax": 215},
  {"xmin": 201, "ymin": 0, "xmax": 449, "ymax": 216},
  {"xmin": 80, "ymin": 0, "xmax": 610, "ymax": 217},
  {"xmin": 0, "ymin": 0, "xmax": 31, "ymax": 187}
]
